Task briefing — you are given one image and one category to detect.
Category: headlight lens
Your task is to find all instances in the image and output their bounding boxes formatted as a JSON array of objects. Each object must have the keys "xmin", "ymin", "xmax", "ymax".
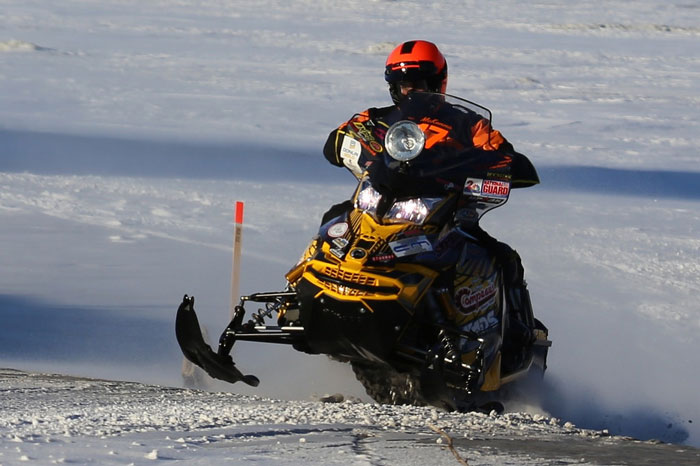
[
  {"xmin": 355, "ymin": 183, "xmax": 382, "ymax": 213},
  {"xmin": 385, "ymin": 120, "xmax": 425, "ymax": 162},
  {"xmin": 384, "ymin": 197, "xmax": 442, "ymax": 225}
]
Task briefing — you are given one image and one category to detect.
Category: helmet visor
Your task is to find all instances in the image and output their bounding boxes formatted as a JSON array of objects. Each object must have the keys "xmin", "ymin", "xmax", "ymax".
[
  {"xmin": 398, "ymin": 80, "xmax": 428, "ymax": 93},
  {"xmin": 385, "ymin": 60, "xmax": 439, "ymax": 84}
]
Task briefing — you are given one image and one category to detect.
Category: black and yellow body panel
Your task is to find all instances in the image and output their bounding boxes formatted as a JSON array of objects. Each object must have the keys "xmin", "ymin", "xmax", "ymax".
[{"xmin": 285, "ymin": 206, "xmax": 511, "ymax": 391}]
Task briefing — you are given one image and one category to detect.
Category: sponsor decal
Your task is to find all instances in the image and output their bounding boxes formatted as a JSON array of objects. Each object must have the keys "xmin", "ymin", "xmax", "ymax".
[
  {"xmin": 456, "ymin": 283, "xmax": 498, "ymax": 314},
  {"xmin": 328, "ymin": 222, "xmax": 349, "ymax": 238},
  {"xmin": 464, "ymin": 178, "xmax": 510, "ymax": 199},
  {"xmin": 340, "ymin": 136, "xmax": 362, "ymax": 175},
  {"xmin": 351, "ymin": 121, "xmax": 375, "ymax": 143},
  {"xmin": 486, "ymin": 171, "xmax": 511, "ymax": 181},
  {"xmin": 461, "ymin": 310, "xmax": 499, "ymax": 334},
  {"xmin": 332, "ymin": 237, "xmax": 348, "ymax": 249},
  {"xmin": 464, "ymin": 178, "xmax": 482, "ymax": 194},
  {"xmin": 481, "ymin": 180, "xmax": 510, "ymax": 198},
  {"xmin": 370, "ymin": 253, "xmax": 395, "ymax": 263},
  {"xmin": 349, "ymin": 120, "xmax": 386, "ymax": 155},
  {"xmin": 330, "ymin": 248, "xmax": 345, "ymax": 259},
  {"xmin": 388, "ymin": 235, "xmax": 432, "ymax": 258},
  {"xmin": 369, "ymin": 140, "xmax": 383, "ymax": 153}
]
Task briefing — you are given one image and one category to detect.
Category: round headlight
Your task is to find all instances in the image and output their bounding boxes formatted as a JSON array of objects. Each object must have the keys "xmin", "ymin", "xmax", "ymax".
[{"xmin": 385, "ymin": 120, "xmax": 425, "ymax": 162}]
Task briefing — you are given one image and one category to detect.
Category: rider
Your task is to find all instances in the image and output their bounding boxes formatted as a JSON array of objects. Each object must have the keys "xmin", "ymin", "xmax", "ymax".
[{"xmin": 322, "ymin": 40, "xmax": 538, "ymax": 350}]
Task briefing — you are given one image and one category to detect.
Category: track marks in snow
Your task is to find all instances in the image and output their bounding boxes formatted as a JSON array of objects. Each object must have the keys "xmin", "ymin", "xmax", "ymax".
[{"xmin": 545, "ymin": 23, "xmax": 700, "ymax": 36}]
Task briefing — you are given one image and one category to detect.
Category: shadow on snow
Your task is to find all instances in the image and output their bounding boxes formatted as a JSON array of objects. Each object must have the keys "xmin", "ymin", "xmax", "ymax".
[
  {"xmin": 2, "ymin": 128, "xmax": 699, "ymax": 200},
  {"xmin": 0, "ymin": 128, "xmax": 345, "ymax": 183},
  {"xmin": 0, "ymin": 294, "xmax": 179, "ymax": 366},
  {"xmin": 537, "ymin": 165, "xmax": 700, "ymax": 200}
]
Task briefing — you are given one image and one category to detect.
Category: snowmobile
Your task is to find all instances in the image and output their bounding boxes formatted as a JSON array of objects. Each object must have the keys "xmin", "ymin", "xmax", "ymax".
[{"xmin": 176, "ymin": 92, "xmax": 551, "ymax": 411}]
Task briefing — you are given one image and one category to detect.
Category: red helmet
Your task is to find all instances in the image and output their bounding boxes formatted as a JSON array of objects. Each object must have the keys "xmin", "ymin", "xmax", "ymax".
[{"xmin": 385, "ymin": 40, "xmax": 448, "ymax": 104}]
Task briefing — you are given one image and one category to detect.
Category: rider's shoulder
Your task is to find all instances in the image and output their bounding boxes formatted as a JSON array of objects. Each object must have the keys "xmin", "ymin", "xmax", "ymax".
[
  {"xmin": 347, "ymin": 105, "xmax": 395, "ymax": 123},
  {"xmin": 367, "ymin": 105, "xmax": 396, "ymax": 119}
]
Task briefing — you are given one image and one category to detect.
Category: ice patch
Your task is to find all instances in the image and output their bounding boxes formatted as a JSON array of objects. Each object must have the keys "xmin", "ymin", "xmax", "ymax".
[
  {"xmin": 108, "ymin": 234, "xmax": 147, "ymax": 243},
  {"xmin": 150, "ymin": 208, "xmax": 172, "ymax": 218},
  {"xmin": 0, "ymin": 39, "xmax": 43, "ymax": 52},
  {"xmin": 365, "ymin": 42, "xmax": 396, "ymax": 54}
]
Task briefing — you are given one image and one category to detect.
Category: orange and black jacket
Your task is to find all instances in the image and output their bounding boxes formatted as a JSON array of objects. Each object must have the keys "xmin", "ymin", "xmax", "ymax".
[{"xmin": 323, "ymin": 105, "xmax": 539, "ymax": 188}]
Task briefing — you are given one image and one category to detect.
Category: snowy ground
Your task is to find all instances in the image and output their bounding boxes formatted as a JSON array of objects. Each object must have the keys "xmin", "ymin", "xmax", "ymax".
[
  {"xmin": 1, "ymin": 0, "xmax": 699, "ymax": 463},
  {"xmin": 3, "ymin": 368, "xmax": 700, "ymax": 465}
]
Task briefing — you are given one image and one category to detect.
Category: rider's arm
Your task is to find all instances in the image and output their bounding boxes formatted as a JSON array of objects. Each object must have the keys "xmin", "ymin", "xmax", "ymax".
[
  {"xmin": 323, "ymin": 106, "xmax": 393, "ymax": 168},
  {"xmin": 323, "ymin": 124, "xmax": 364, "ymax": 178},
  {"xmin": 323, "ymin": 109, "xmax": 378, "ymax": 178},
  {"xmin": 323, "ymin": 111, "xmax": 370, "ymax": 167},
  {"xmin": 323, "ymin": 128, "xmax": 345, "ymax": 167},
  {"xmin": 471, "ymin": 118, "xmax": 506, "ymax": 151},
  {"xmin": 470, "ymin": 118, "xmax": 540, "ymax": 188}
]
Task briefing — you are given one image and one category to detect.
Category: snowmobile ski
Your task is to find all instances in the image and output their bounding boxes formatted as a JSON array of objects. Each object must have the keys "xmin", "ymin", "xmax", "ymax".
[{"xmin": 175, "ymin": 295, "xmax": 260, "ymax": 387}]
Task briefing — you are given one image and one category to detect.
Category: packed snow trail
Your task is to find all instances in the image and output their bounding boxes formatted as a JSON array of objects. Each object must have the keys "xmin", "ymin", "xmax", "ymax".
[{"xmin": 1, "ymin": 369, "xmax": 699, "ymax": 465}]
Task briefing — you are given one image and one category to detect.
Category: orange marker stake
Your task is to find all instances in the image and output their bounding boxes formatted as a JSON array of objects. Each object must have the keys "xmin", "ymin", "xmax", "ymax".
[{"xmin": 230, "ymin": 201, "xmax": 244, "ymax": 318}]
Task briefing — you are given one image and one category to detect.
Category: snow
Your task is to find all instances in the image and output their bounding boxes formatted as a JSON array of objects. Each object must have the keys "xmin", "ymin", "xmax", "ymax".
[
  {"xmin": 1, "ymin": 0, "xmax": 699, "ymax": 463},
  {"xmin": 3, "ymin": 369, "xmax": 699, "ymax": 465}
]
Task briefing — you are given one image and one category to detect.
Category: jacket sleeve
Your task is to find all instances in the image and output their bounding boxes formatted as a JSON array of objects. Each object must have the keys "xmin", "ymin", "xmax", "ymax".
[
  {"xmin": 471, "ymin": 118, "xmax": 506, "ymax": 151},
  {"xmin": 323, "ymin": 127, "xmax": 345, "ymax": 167},
  {"xmin": 468, "ymin": 117, "xmax": 539, "ymax": 188},
  {"xmin": 495, "ymin": 141, "xmax": 539, "ymax": 188},
  {"xmin": 508, "ymin": 147, "xmax": 540, "ymax": 188},
  {"xmin": 323, "ymin": 109, "xmax": 374, "ymax": 171}
]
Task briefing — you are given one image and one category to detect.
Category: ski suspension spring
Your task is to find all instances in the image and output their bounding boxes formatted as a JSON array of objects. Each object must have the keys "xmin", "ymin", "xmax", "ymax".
[
  {"xmin": 250, "ymin": 302, "xmax": 282, "ymax": 325},
  {"xmin": 464, "ymin": 336, "xmax": 486, "ymax": 394}
]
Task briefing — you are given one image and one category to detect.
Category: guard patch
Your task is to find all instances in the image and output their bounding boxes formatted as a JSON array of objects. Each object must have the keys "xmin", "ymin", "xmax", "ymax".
[{"xmin": 464, "ymin": 178, "xmax": 510, "ymax": 199}]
